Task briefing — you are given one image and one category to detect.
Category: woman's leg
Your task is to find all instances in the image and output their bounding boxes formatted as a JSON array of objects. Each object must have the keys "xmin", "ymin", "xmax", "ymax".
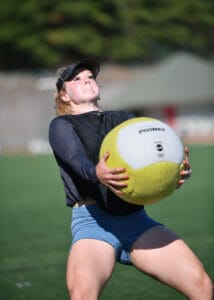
[
  {"xmin": 130, "ymin": 225, "xmax": 213, "ymax": 300},
  {"xmin": 66, "ymin": 239, "xmax": 116, "ymax": 300}
]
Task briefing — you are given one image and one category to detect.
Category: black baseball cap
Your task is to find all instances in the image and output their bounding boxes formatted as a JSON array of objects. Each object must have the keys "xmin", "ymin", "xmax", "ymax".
[{"xmin": 56, "ymin": 58, "xmax": 100, "ymax": 91}]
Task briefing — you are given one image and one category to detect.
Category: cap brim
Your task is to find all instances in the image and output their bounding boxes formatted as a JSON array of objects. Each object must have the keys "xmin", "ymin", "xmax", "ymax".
[{"xmin": 67, "ymin": 58, "xmax": 100, "ymax": 81}]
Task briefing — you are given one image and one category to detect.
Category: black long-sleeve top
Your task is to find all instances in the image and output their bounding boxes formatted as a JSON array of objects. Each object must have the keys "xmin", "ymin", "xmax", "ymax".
[{"xmin": 49, "ymin": 110, "xmax": 143, "ymax": 215}]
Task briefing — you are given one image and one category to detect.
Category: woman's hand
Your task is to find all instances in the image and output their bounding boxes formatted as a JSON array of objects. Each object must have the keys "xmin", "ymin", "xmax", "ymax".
[
  {"xmin": 96, "ymin": 151, "xmax": 129, "ymax": 195},
  {"xmin": 177, "ymin": 146, "xmax": 192, "ymax": 189}
]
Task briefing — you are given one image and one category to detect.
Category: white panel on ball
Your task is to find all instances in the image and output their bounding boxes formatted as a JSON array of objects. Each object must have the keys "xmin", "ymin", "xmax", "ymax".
[{"xmin": 117, "ymin": 120, "xmax": 184, "ymax": 170}]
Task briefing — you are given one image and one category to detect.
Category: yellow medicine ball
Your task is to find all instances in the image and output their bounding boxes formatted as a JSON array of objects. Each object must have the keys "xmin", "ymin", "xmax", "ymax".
[{"xmin": 99, "ymin": 117, "xmax": 184, "ymax": 205}]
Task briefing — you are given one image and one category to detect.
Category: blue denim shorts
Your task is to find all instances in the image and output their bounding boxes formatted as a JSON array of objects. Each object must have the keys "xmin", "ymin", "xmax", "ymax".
[{"xmin": 71, "ymin": 204, "xmax": 162, "ymax": 265}]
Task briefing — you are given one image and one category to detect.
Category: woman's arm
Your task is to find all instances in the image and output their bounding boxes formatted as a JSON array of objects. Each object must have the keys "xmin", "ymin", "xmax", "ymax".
[{"xmin": 49, "ymin": 118, "xmax": 98, "ymax": 183}]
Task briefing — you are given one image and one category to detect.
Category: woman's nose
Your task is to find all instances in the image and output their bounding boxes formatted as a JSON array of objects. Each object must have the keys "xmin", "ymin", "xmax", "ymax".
[{"xmin": 84, "ymin": 78, "xmax": 90, "ymax": 84}]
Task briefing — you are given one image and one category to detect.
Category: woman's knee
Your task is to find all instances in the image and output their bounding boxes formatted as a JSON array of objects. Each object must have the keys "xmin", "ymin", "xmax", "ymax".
[
  {"xmin": 66, "ymin": 281, "xmax": 82, "ymax": 300},
  {"xmin": 196, "ymin": 271, "xmax": 213, "ymax": 299},
  {"xmin": 67, "ymin": 278, "xmax": 98, "ymax": 300},
  {"xmin": 188, "ymin": 266, "xmax": 213, "ymax": 299}
]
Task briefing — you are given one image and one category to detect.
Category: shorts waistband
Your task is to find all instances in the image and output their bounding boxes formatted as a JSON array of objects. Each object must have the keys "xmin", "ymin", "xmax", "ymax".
[{"xmin": 73, "ymin": 198, "xmax": 96, "ymax": 208}]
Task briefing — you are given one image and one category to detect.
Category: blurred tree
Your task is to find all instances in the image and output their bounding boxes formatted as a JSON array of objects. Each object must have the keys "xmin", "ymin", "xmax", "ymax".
[{"xmin": 0, "ymin": 0, "xmax": 213, "ymax": 69}]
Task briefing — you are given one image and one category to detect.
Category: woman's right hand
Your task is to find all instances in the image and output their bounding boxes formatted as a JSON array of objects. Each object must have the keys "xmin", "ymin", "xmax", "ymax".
[
  {"xmin": 177, "ymin": 146, "xmax": 192, "ymax": 189},
  {"xmin": 96, "ymin": 151, "xmax": 129, "ymax": 195}
]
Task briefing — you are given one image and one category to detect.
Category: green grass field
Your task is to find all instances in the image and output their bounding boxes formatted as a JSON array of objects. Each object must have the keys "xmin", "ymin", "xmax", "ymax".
[{"xmin": 0, "ymin": 145, "xmax": 213, "ymax": 300}]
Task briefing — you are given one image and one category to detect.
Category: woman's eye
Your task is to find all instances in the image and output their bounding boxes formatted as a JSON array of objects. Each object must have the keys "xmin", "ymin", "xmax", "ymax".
[{"xmin": 73, "ymin": 74, "xmax": 94, "ymax": 81}]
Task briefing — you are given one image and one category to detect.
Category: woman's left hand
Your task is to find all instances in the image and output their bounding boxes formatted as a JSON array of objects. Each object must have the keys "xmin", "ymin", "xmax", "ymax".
[{"xmin": 177, "ymin": 146, "xmax": 192, "ymax": 189}]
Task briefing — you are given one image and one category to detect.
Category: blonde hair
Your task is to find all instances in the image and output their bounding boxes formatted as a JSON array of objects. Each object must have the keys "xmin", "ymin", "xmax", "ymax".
[
  {"xmin": 54, "ymin": 67, "xmax": 73, "ymax": 116},
  {"xmin": 54, "ymin": 89, "xmax": 73, "ymax": 116}
]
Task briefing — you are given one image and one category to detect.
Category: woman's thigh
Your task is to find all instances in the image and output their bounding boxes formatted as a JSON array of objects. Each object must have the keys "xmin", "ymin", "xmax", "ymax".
[
  {"xmin": 130, "ymin": 225, "xmax": 207, "ymax": 296},
  {"xmin": 66, "ymin": 239, "xmax": 116, "ymax": 297}
]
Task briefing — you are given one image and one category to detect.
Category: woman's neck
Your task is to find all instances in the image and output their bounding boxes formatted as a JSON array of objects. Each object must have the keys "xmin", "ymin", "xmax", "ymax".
[{"xmin": 71, "ymin": 101, "xmax": 101, "ymax": 115}]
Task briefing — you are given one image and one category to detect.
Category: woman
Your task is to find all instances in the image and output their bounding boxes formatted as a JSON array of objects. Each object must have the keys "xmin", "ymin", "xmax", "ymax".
[{"xmin": 49, "ymin": 58, "xmax": 213, "ymax": 300}]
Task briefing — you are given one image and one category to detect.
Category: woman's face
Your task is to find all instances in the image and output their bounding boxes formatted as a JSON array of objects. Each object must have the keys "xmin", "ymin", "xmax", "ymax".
[{"xmin": 64, "ymin": 69, "xmax": 99, "ymax": 104}]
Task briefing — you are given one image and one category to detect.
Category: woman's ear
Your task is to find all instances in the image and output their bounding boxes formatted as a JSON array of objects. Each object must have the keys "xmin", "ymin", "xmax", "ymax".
[{"xmin": 60, "ymin": 91, "xmax": 71, "ymax": 103}]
